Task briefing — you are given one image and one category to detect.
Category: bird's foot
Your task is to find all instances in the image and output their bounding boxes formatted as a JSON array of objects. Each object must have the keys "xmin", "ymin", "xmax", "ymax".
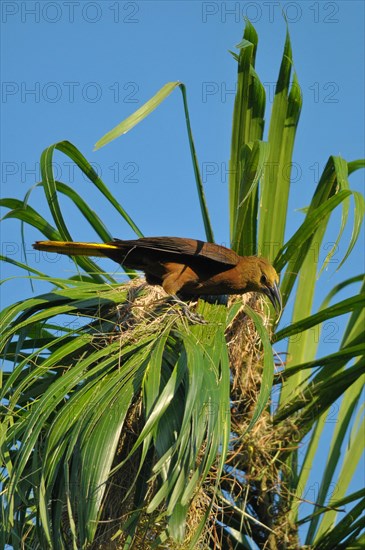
[
  {"xmin": 196, "ymin": 294, "xmax": 228, "ymax": 306},
  {"xmin": 168, "ymin": 296, "xmax": 207, "ymax": 324}
]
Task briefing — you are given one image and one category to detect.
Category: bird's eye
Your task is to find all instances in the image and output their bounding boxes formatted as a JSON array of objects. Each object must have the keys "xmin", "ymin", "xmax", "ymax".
[{"xmin": 260, "ymin": 274, "xmax": 267, "ymax": 285}]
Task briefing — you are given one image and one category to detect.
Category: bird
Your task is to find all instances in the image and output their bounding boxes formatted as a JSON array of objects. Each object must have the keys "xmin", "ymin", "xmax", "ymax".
[{"xmin": 33, "ymin": 237, "xmax": 282, "ymax": 313}]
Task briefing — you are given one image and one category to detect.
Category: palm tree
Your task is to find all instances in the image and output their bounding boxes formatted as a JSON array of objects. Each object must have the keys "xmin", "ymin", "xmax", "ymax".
[{"xmin": 1, "ymin": 21, "xmax": 364, "ymax": 549}]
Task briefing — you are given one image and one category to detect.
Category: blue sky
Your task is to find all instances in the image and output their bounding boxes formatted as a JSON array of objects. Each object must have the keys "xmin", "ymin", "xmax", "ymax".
[
  {"xmin": 1, "ymin": 0, "xmax": 364, "ymax": 542},
  {"xmin": 2, "ymin": 1, "xmax": 364, "ymax": 238},
  {"xmin": 1, "ymin": 2, "xmax": 364, "ymax": 283}
]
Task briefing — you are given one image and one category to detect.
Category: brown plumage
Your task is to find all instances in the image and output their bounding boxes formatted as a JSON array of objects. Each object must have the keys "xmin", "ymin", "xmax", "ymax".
[{"xmin": 33, "ymin": 237, "xmax": 282, "ymax": 312}]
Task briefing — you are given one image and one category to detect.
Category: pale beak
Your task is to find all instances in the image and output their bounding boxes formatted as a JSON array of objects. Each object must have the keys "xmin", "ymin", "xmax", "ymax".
[{"xmin": 263, "ymin": 281, "xmax": 282, "ymax": 315}]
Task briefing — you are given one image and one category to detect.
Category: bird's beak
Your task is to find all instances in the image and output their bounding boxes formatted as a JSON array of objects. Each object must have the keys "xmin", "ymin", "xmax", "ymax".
[{"xmin": 263, "ymin": 281, "xmax": 282, "ymax": 315}]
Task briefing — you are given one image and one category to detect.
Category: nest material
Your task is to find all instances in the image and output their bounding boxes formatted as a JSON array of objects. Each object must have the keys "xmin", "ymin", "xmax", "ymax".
[{"xmin": 223, "ymin": 294, "xmax": 299, "ymax": 549}]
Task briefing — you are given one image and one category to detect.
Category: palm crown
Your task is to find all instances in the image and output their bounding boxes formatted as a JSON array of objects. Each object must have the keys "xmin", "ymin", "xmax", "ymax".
[{"xmin": 1, "ymin": 21, "xmax": 364, "ymax": 549}]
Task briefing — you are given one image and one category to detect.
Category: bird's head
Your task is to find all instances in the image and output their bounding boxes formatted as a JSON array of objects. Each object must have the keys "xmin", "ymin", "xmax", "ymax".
[{"xmin": 244, "ymin": 257, "xmax": 282, "ymax": 315}]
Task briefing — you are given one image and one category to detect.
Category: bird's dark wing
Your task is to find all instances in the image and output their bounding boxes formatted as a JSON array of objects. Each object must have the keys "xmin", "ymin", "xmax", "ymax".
[{"xmin": 112, "ymin": 237, "xmax": 239, "ymax": 267}]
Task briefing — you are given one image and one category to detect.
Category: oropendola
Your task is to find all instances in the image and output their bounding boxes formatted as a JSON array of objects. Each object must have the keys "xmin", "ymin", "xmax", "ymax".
[{"xmin": 33, "ymin": 237, "xmax": 282, "ymax": 314}]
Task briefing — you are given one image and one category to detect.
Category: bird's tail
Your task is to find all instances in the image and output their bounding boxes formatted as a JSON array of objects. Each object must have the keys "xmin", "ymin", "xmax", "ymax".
[{"xmin": 33, "ymin": 241, "xmax": 120, "ymax": 258}]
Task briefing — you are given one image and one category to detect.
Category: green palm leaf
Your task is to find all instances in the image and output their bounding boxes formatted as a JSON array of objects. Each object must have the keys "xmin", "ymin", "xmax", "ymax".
[{"xmin": 94, "ymin": 82, "xmax": 213, "ymax": 242}]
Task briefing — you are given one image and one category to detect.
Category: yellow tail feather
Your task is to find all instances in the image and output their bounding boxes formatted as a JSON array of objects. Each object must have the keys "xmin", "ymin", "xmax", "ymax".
[{"xmin": 33, "ymin": 241, "xmax": 119, "ymax": 257}]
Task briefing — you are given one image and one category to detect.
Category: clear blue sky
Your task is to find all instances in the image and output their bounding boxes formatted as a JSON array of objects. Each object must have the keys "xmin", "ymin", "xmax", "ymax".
[
  {"xmin": 1, "ymin": 0, "xmax": 364, "ymax": 541},
  {"xmin": 1, "ymin": 1, "xmax": 364, "ymax": 284}
]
